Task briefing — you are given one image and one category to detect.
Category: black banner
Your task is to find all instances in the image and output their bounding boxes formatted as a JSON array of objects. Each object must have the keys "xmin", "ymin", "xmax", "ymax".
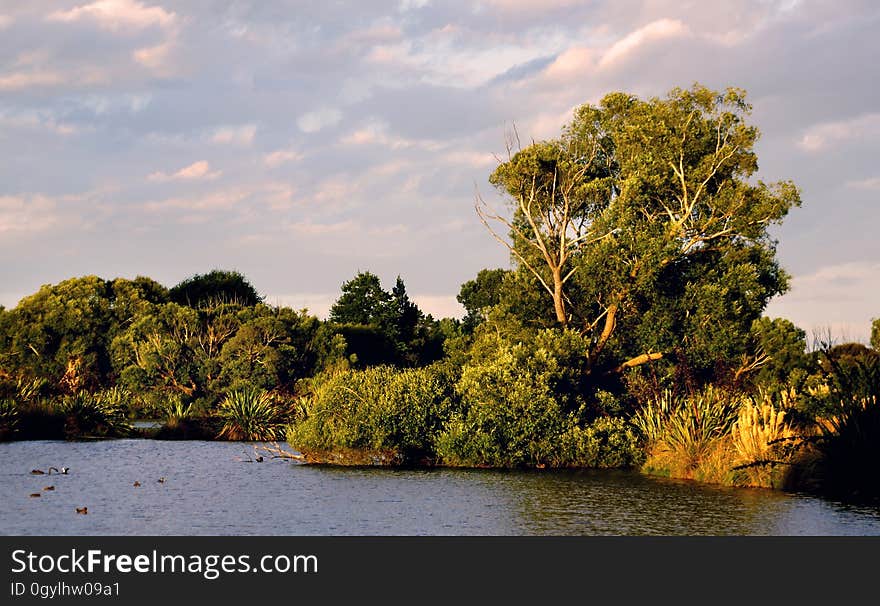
[{"xmin": 1, "ymin": 536, "xmax": 876, "ymax": 604}]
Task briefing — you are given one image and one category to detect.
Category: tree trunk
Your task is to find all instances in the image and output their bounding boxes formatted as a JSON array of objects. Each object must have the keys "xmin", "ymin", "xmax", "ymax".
[{"xmin": 552, "ymin": 268, "xmax": 567, "ymax": 326}]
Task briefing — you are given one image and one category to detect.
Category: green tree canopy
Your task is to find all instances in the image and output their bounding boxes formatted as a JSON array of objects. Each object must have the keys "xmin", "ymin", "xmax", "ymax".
[
  {"xmin": 328, "ymin": 272, "xmax": 444, "ymax": 367},
  {"xmin": 749, "ymin": 316, "xmax": 810, "ymax": 389},
  {"xmin": 478, "ymin": 84, "xmax": 800, "ymax": 378},
  {"xmin": 457, "ymin": 268, "xmax": 508, "ymax": 332},
  {"xmin": 329, "ymin": 272, "xmax": 393, "ymax": 326},
  {"xmin": 169, "ymin": 270, "xmax": 262, "ymax": 308}
]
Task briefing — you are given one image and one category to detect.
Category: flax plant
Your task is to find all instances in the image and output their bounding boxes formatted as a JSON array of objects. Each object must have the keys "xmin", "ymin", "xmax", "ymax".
[{"xmin": 217, "ymin": 387, "xmax": 287, "ymax": 441}]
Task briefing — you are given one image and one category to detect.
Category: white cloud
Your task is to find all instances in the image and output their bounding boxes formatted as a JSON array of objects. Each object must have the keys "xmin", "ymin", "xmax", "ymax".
[
  {"xmin": 340, "ymin": 121, "xmax": 443, "ymax": 150},
  {"xmin": 297, "ymin": 108, "xmax": 343, "ymax": 133},
  {"xmin": 264, "ymin": 148, "xmax": 304, "ymax": 168},
  {"xmin": 133, "ymin": 41, "xmax": 174, "ymax": 73},
  {"xmin": 441, "ymin": 150, "xmax": 497, "ymax": 168},
  {"xmin": 148, "ymin": 160, "xmax": 221, "ymax": 182},
  {"xmin": 47, "ymin": 0, "xmax": 176, "ymax": 32},
  {"xmin": 0, "ymin": 110, "xmax": 81, "ymax": 136},
  {"xmin": 411, "ymin": 294, "xmax": 464, "ymax": 319},
  {"xmin": 599, "ymin": 19, "xmax": 691, "ymax": 68},
  {"xmin": 0, "ymin": 194, "xmax": 59, "ymax": 234},
  {"xmin": 0, "ymin": 71, "xmax": 64, "ymax": 91},
  {"xmin": 543, "ymin": 47, "xmax": 594, "ymax": 80},
  {"xmin": 0, "ymin": 15, "xmax": 12, "ymax": 29},
  {"xmin": 797, "ymin": 112, "xmax": 880, "ymax": 152},
  {"xmin": 211, "ymin": 124, "xmax": 257, "ymax": 146}
]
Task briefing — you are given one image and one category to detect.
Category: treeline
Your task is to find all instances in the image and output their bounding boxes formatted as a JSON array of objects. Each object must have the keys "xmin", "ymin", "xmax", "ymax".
[{"xmin": 0, "ymin": 269, "xmax": 451, "ymax": 439}]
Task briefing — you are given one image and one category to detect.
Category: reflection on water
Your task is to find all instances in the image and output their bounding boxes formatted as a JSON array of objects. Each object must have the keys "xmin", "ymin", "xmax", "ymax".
[{"xmin": 1, "ymin": 439, "xmax": 879, "ymax": 536}]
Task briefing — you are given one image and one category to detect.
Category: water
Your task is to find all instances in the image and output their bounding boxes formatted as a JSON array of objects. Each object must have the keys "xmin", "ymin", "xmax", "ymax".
[{"xmin": 2, "ymin": 439, "xmax": 880, "ymax": 535}]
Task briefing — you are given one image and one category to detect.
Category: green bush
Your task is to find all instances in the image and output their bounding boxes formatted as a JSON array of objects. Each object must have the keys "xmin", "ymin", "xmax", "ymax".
[
  {"xmin": 287, "ymin": 364, "xmax": 456, "ymax": 462},
  {"xmin": 555, "ymin": 417, "xmax": 645, "ymax": 468},
  {"xmin": 436, "ymin": 344, "xmax": 568, "ymax": 467}
]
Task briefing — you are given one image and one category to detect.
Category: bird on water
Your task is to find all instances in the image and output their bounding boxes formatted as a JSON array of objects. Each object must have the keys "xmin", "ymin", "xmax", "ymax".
[{"xmin": 31, "ymin": 467, "xmax": 69, "ymax": 475}]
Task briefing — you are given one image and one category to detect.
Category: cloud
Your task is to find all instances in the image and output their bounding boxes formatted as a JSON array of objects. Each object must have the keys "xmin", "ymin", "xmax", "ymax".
[
  {"xmin": 286, "ymin": 220, "xmax": 358, "ymax": 236},
  {"xmin": 133, "ymin": 41, "xmax": 174, "ymax": 73},
  {"xmin": 599, "ymin": 19, "xmax": 691, "ymax": 68},
  {"xmin": 143, "ymin": 190, "xmax": 244, "ymax": 213},
  {"xmin": 47, "ymin": 0, "xmax": 176, "ymax": 32},
  {"xmin": 0, "ymin": 71, "xmax": 65, "ymax": 91},
  {"xmin": 211, "ymin": 124, "xmax": 257, "ymax": 146},
  {"xmin": 340, "ymin": 120, "xmax": 444, "ymax": 151},
  {"xmin": 264, "ymin": 148, "xmax": 304, "ymax": 168},
  {"xmin": 543, "ymin": 47, "xmax": 594, "ymax": 81},
  {"xmin": 398, "ymin": 0, "xmax": 431, "ymax": 11},
  {"xmin": 846, "ymin": 177, "xmax": 880, "ymax": 190},
  {"xmin": 0, "ymin": 110, "xmax": 81, "ymax": 136},
  {"xmin": 148, "ymin": 160, "xmax": 221, "ymax": 182},
  {"xmin": 797, "ymin": 112, "xmax": 880, "ymax": 152},
  {"xmin": 0, "ymin": 15, "xmax": 12, "ymax": 29},
  {"xmin": 297, "ymin": 108, "xmax": 343, "ymax": 133},
  {"xmin": 410, "ymin": 294, "xmax": 464, "ymax": 319},
  {"xmin": 0, "ymin": 194, "xmax": 59, "ymax": 234}
]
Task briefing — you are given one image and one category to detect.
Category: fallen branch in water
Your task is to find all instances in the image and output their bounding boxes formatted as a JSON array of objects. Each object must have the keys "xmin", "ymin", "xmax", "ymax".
[{"xmin": 256, "ymin": 442, "xmax": 306, "ymax": 461}]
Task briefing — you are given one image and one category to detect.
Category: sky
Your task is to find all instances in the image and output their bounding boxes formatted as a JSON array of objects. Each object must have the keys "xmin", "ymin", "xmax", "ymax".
[{"xmin": 0, "ymin": 0, "xmax": 878, "ymax": 342}]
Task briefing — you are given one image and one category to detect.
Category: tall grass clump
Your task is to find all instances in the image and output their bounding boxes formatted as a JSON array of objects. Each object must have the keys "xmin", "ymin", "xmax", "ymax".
[
  {"xmin": 729, "ymin": 393, "xmax": 796, "ymax": 488},
  {"xmin": 288, "ymin": 364, "xmax": 456, "ymax": 464},
  {"xmin": 58, "ymin": 389, "xmax": 133, "ymax": 437},
  {"xmin": 161, "ymin": 395, "xmax": 194, "ymax": 427},
  {"xmin": 217, "ymin": 387, "xmax": 287, "ymax": 441},
  {"xmin": 0, "ymin": 399, "xmax": 18, "ymax": 440},
  {"xmin": 633, "ymin": 387, "xmax": 738, "ymax": 482}
]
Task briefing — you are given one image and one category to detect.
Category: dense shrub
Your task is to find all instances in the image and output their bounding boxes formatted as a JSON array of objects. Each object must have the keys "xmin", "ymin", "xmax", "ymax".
[
  {"xmin": 436, "ymin": 344, "xmax": 569, "ymax": 467},
  {"xmin": 555, "ymin": 417, "xmax": 645, "ymax": 468},
  {"xmin": 436, "ymin": 331, "xmax": 637, "ymax": 468},
  {"xmin": 287, "ymin": 364, "xmax": 457, "ymax": 463}
]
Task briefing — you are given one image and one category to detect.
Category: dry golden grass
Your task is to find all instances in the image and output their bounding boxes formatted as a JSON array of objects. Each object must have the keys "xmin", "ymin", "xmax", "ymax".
[{"xmin": 729, "ymin": 397, "xmax": 796, "ymax": 487}]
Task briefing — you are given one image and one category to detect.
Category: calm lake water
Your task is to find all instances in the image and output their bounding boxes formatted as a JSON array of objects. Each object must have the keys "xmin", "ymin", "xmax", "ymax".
[{"xmin": 2, "ymin": 439, "xmax": 880, "ymax": 536}]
